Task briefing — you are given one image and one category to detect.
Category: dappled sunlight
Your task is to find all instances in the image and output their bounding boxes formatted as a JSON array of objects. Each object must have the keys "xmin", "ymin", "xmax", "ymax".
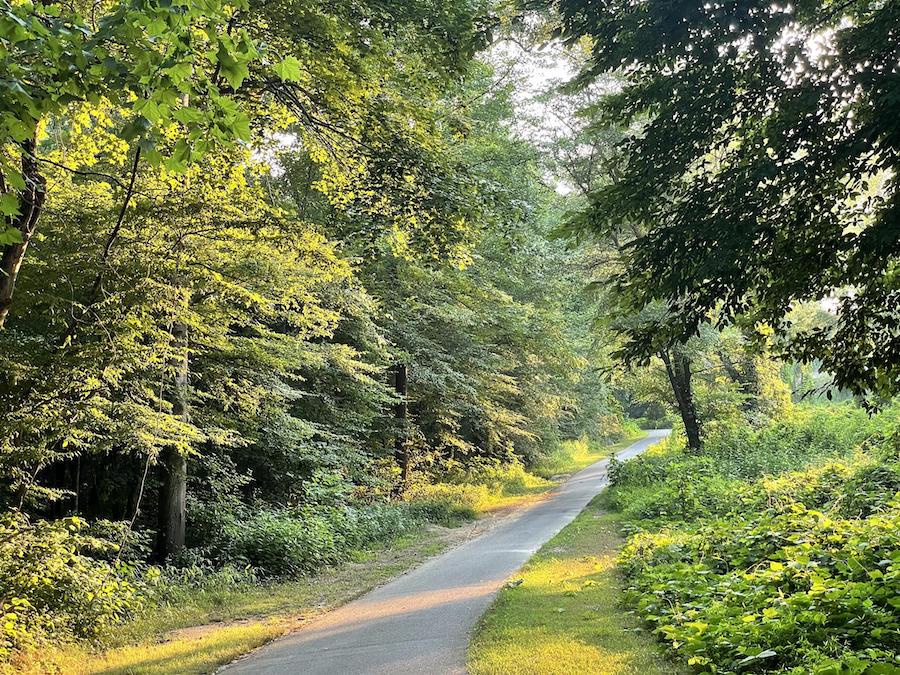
[
  {"xmin": 8, "ymin": 622, "xmax": 282, "ymax": 675},
  {"xmin": 295, "ymin": 582, "xmax": 499, "ymax": 641},
  {"xmin": 81, "ymin": 622, "xmax": 280, "ymax": 675}
]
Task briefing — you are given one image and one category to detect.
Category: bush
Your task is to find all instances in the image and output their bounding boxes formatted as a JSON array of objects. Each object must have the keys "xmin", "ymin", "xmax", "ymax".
[
  {"xmin": 589, "ymin": 414, "xmax": 643, "ymax": 441},
  {"xmin": 701, "ymin": 405, "xmax": 889, "ymax": 480},
  {"xmin": 234, "ymin": 508, "xmax": 344, "ymax": 576},
  {"xmin": 0, "ymin": 513, "xmax": 145, "ymax": 657},
  {"xmin": 607, "ymin": 405, "xmax": 900, "ymax": 674},
  {"xmin": 460, "ymin": 460, "xmax": 551, "ymax": 496},
  {"xmin": 350, "ymin": 503, "xmax": 419, "ymax": 546},
  {"xmin": 406, "ymin": 483, "xmax": 483, "ymax": 525},
  {"xmin": 619, "ymin": 502, "xmax": 900, "ymax": 674},
  {"xmin": 634, "ymin": 415, "xmax": 676, "ymax": 430},
  {"xmin": 531, "ymin": 435, "xmax": 628, "ymax": 478},
  {"xmin": 409, "ymin": 457, "xmax": 553, "ymax": 522},
  {"xmin": 187, "ymin": 500, "xmax": 423, "ymax": 577}
]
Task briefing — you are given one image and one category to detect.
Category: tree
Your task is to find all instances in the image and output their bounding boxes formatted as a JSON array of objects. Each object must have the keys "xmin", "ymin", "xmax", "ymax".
[
  {"xmin": 0, "ymin": 0, "xmax": 261, "ymax": 327},
  {"xmin": 1, "ymin": 8, "xmax": 625, "ymax": 564},
  {"xmin": 554, "ymin": 0, "xmax": 900, "ymax": 404},
  {"xmin": 0, "ymin": 0, "xmax": 500, "ymax": 555}
]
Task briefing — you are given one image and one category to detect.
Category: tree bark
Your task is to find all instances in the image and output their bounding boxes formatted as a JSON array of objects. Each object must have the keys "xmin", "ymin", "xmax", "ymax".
[
  {"xmin": 393, "ymin": 363, "xmax": 410, "ymax": 489},
  {"xmin": 157, "ymin": 321, "xmax": 189, "ymax": 560},
  {"xmin": 660, "ymin": 349, "xmax": 702, "ymax": 452},
  {"xmin": 0, "ymin": 138, "xmax": 46, "ymax": 329}
]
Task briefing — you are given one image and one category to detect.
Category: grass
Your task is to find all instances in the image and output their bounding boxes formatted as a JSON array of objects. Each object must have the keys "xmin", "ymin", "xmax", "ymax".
[
  {"xmin": 468, "ymin": 464, "xmax": 557, "ymax": 513},
  {"xmin": 8, "ymin": 531, "xmax": 451, "ymax": 675},
  {"xmin": 530, "ymin": 434, "xmax": 646, "ymax": 479},
  {"xmin": 467, "ymin": 497, "xmax": 679, "ymax": 675},
  {"xmin": 415, "ymin": 432, "xmax": 647, "ymax": 521}
]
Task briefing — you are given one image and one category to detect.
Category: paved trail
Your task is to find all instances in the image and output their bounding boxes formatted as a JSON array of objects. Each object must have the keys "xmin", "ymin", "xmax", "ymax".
[{"xmin": 223, "ymin": 430, "xmax": 669, "ymax": 675}]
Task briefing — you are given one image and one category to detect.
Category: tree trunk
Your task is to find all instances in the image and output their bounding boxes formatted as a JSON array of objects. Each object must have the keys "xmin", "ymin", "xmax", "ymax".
[
  {"xmin": 660, "ymin": 349, "xmax": 702, "ymax": 452},
  {"xmin": 0, "ymin": 138, "xmax": 46, "ymax": 329},
  {"xmin": 157, "ymin": 321, "xmax": 189, "ymax": 560},
  {"xmin": 719, "ymin": 344, "xmax": 761, "ymax": 413},
  {"xmin": 393, "ymin": 363, "xmax": 410, "ymax": 489}
]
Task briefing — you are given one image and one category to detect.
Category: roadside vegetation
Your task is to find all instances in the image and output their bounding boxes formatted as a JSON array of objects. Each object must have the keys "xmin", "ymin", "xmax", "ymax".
[
  {"xmin": 2, "ymin": 0, "xmax": 898, "ymax": 671},
  {"xmin": 8, "ymin": 529, "xmax": 451, "ymax": 675},
  {"xmin": 605, "ymin": 405, "xmax": 900, "ymax": 674},
  {"xmin": 1, "ymin": 435, "xmax": 635, "ymax": 673}
]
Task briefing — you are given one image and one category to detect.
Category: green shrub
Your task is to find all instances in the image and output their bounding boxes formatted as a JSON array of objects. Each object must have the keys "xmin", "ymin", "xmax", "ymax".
[
  {"xmin": 187, "ymin": 501, "xmax": 423, "ymax": 577},
  {"xmin": 146, "ymin": 561, "xmax": 259, "ymax": 609},
  {"xmin": 634, "ymin": 415, "xmax": 676, "ymax": 430},
  {"xmin": 235, "ymin": 508, "xmax": 343, "ymax": 576},
  {"xmin": 620, "ymin": 502, "xmax": 900, "ymax": 674},
  {"xmin": 530, "ymin": 435, "xmax": 620, "ymax": 478},
  {"xmin": 590, "ymin": 414, "xmax": 643, "ymax": 441},
  {"xmin": 0, "ymin": 513, "xmax": 145, "ymax": 657},
  {"xmin": 608, "ymin": 405, "xmax": 900, "ymax": 674},
  {"xmin": 349, "ymin": 503, "xmax": 418, "ymax": 546},
  {"xmin": 84, "ymin": 519, "xmax": 155, "ymax": 562},
  {"xmin": 701, "ymin": 405, "xmax": 890, "ymax": 480},
  {"xmin": 405, "ymin": 483, "xmax": 483, "ymax": 525},
  {"xmin": 445, "ymin": 459, "xmax": 552, "ymax": 496},
  {"xmin": 837, "ymin": 463, "xmax": 900, "ymax": 518}
]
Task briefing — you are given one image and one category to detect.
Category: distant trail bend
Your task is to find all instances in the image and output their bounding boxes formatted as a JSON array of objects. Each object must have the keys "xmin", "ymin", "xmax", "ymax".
[{"xmin": 222, "ymin": 429, "xmax": 671, "ymax": 675}]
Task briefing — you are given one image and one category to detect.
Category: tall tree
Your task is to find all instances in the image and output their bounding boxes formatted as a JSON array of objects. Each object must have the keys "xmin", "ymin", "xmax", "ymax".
[{"xmin": 554, "ymin": 0, "xmax": 900, "ymax": 404}]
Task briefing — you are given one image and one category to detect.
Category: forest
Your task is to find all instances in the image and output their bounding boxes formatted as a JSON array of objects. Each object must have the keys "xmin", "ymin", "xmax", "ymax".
[{"xmin": 0, "ymin": 0, "xmax": 898, "ymax": 673}]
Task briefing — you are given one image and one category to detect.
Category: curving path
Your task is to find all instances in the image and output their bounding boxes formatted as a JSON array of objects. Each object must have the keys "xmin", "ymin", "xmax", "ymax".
[{"xmin": 222, "ymin": 430, "xmax": 670, "ymax": 675}]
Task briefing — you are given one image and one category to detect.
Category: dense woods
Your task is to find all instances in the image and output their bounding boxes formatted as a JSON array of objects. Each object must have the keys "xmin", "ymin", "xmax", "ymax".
[{"xmin": 1, "ymin": 0, "xmax": 898, "ymax": 672}]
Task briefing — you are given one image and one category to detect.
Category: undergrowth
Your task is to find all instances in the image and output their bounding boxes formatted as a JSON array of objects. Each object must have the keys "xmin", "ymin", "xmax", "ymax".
[{"xmin": 605, "ymin": 404, "xmax": 900, "ymax": 674}]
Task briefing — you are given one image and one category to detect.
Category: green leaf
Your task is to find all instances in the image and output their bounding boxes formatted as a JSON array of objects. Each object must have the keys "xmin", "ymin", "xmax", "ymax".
[
  {"xmin": 737, "ymin": 649, "xmax": 777, "ymax": 665},
  {"xmin": 173, "ymin": 106, "xmax": 204, "ymax": 125},
  {"xmin": 274, "ymin": 56, "xmax": 303, "ymax": 83},
  {"xmin": 167, "ymin": 61, "xmax": 193, "ymax": 83},
  {"xmin": 167, "ymin": 139, "xmax": 192, "ymax": 171},
  {"xmin": 218, "ymin": 44, "xmax": 250, "ymax": 90},
  {"xmin": 0, "ymin": 193, "xmax": 19, "ymax": 217},
  {"xmin": 136, "ymin": 99, "xmax": 162, "ymax": 123},
  {"xmin": 121, "ymin": 116, "xmax": 151, "ymax": 141},
  {"xmin": 0, "ymin": 225, "xmax": 23, "ymax": 245},
  {"xmin": 231, "ymin": 114, "xmax": 251, "ymax": 142}
]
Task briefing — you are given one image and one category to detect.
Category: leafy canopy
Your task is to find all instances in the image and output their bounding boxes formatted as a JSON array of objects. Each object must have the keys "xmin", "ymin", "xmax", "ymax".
[{"xmin": 555, "ymin": 0, "xmax": 900, "ymax": 403}]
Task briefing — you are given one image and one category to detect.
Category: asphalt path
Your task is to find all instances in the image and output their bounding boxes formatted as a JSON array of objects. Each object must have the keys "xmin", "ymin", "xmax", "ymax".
[{"xmin": 223, "ymin": 429, "xmax": 670, "ymax": 675}]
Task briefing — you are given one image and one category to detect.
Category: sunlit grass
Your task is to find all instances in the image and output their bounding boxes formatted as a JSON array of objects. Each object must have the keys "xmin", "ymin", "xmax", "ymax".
[
  {"xmin": 29, "ymin": 621, "xmax": 282, "ymax": 675},
  {"xmin": 414, "ymin": 433, "xmax": 647, "ymax": 520},
  {"xmin": 468, "ymin": 498, "xmax": 679, "ymax": 675},
  {"xmin": 472, "ymin": 463, "xmax": 556, "ymax": 512},
  {"xmin": 477, "ymin": 434, "xmax": 646, "ymax": 510},
  {"xmin": 530, "ymin": 433, "xmax": 646, "ymax": 479}
]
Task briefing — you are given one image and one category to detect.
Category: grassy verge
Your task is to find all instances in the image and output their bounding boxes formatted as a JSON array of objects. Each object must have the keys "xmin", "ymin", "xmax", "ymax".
[
  {"xmin": 530, "ymin": 434, "xmax": 647, "ymax": 479},
  {"xmin": 8, "ymin": 529, "xmax": 452, "ymax": 675},
  {"xmin": 468, "ymin": 498, "xmax": 678, "ymax": 675}
]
